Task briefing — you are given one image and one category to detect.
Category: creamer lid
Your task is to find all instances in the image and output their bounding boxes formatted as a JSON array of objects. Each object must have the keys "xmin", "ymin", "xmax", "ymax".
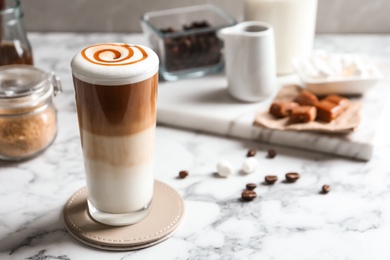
[{"xmin": 71, "ymin": 43, "xmax": 159, "ymax": 86}]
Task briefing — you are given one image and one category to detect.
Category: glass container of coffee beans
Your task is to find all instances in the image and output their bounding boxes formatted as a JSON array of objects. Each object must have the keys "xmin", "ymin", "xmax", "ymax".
[
  {"xmin": 141, "ymin": 4, "xmax": 236, "ymax": 81},
  {"xmin": 0, "ymin": 65, "xmax": 62, "ymax": 160},
  {"xmin": 0, "ymin": 0, "xmax": 33, "ymax": 66}
]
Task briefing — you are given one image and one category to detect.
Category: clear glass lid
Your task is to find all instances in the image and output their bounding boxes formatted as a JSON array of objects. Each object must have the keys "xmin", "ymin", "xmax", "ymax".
[{"xmin": 0, "ymin": 65, "xmax": 61, "ymax": 109}]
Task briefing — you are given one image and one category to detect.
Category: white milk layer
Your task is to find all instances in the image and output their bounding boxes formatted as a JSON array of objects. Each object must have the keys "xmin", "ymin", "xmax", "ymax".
[
  {"xmin": 81, "ymin": 127, "xmax": 155, "ymax": 213},
  {"xmin": 71, "ymin": 43, "xmax": 159, "ymax": 85},
  {"xmin": 245, "ymin": 0, "xmax": 317, "ymax": 74},
  {"xmin": 85, "ymin": 159, "xmax": 154, "ymax": 213}
]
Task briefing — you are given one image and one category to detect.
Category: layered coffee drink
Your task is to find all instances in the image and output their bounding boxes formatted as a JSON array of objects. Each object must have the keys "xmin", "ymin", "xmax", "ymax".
[{"xmin": 71, "ymin": 43, "xmax": 159, "ymax": 226}]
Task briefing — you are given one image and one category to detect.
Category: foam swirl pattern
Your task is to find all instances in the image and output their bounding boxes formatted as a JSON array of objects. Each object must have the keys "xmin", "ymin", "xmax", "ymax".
[{"xmin": 71, "ymin": 43, "xmax": 159, "ymax": 85}]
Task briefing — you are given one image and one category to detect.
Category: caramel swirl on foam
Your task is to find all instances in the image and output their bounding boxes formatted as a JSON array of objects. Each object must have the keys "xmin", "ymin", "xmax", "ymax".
[{"xmin": 81, "ymin": 43, "xmax": 148, "ymax": 66}]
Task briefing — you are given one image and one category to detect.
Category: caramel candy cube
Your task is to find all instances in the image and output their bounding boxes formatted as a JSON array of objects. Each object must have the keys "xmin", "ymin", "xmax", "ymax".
[
  {"xmin": 294, "ymin": 90, "xmax": 319, "ymax": 106},
  {"xmin": 323, "ymin": 95, "xmax": 350, "ymax": 109},
  {"xmin": 316, "ymin": 100, "xmax": 346, "ymax": 122},
  {"xmin": 269, "ymin": 101, "xmax": 299, "ymax": 118},
  {"xmin": 289, "ymin": 106, "xmax": 317, "ymax": 123}
]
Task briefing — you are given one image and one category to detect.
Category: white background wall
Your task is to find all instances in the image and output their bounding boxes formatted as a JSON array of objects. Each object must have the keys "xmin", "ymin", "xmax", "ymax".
[{"xmin": 21, "ymin": 0, "xmax": 390, "ymax": 33}]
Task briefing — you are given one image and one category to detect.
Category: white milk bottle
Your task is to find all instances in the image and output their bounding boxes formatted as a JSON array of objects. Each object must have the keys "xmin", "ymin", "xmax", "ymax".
[{"xmin": 244, "ymin": 0, "xmax": 318, "ymax": 75}]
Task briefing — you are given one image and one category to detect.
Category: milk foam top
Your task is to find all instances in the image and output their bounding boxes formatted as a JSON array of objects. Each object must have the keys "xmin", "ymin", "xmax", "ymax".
[{"xmin": 71, "ymin": 43, "xmax": 159, "ymax": 85}]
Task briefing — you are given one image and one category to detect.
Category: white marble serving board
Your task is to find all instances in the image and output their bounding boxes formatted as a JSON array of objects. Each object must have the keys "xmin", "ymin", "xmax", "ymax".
[{"xmin": 157, "ymin": 74, "xmax": 388, "ymax": 161}]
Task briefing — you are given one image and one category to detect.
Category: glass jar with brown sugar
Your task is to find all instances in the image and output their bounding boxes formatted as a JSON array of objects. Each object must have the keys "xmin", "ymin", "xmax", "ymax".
[
  {"xmin": 0, "ymin": 65, "xmax": 62, "ymax": 160},
  {"xmin": 0, "ymin": 0, "xmax": 33, "ymax": 66}
]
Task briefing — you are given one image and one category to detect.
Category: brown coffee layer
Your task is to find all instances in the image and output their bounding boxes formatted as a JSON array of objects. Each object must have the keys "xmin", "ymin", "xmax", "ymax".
[{"xmin": 73, "ymin": 73, "xmax": 158, "ymax": 136}]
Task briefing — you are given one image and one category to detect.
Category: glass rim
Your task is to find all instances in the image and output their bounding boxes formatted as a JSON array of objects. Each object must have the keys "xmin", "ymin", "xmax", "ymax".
[
  {"xmin": 141, "ymin": 4, "xmax": 236, "ymax": 38},
  {"xmin": 0, "ymin": 0, "xmax": 21, "ymax": 15}
]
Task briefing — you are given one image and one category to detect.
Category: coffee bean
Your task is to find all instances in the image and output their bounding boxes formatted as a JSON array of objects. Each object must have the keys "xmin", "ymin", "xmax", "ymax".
[
  {"xmin": 264, "ymin": 175, "xmax": 278, "ymax": 184},
  {"xmin": 241, "ymin": 190, "xmax": 257, "ymax": 201},
  {"xmin": 160, "ymin": 27, "xmax": 175, "ymax": 34},
  {"xmin": 161, "ymin": 21, "xmax": 222, "ymax": 72},
  {"xmin": 285, "ymin": 172, "xmax": 300, "ymax": 182},
  {"xmin": 179, "ymin": 170, "xmax": 189, "ymax": 179},
  {"xmin": 322, "ymin": 184, "xmax": 331, "ymax": 194},
  {"xmin": 247, "ymin": 149, "xmax": 256, "ymax": 157},
  {"xmin": 246, "ymin": 183, "xmax": 257, "ymax": 190},
  {"xmin": 267, "ymin": 149, "xmax": 277, "ymax": 159}
]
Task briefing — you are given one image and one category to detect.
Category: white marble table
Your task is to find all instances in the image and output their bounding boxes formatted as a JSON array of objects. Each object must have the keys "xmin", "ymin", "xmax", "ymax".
[{"xmin": 1, "ymin": 33, "xmax": 390, "ymax": 259}]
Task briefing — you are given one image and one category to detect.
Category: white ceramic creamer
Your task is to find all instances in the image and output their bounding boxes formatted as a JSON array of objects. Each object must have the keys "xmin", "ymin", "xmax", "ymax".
[{"xmin": 219, "ymin": 21, "xmax": 276, "ymax": 102}]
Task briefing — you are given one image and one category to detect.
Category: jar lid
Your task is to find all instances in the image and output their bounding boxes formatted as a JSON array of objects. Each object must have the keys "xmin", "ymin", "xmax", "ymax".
[{"xmin": 0, "ymin": 65, "xmax": 61, "ymax": 109}]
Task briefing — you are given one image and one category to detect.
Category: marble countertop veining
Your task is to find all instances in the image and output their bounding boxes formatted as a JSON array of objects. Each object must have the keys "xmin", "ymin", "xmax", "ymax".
[{"xmin": 1, "ymin": 33, "xmax": 390, "ymax": 260}]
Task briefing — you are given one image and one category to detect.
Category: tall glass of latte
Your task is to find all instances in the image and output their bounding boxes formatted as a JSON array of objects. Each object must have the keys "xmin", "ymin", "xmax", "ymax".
[{"xmin": 71, "ymin": 43, "xmax": 159, "ymax": 226}]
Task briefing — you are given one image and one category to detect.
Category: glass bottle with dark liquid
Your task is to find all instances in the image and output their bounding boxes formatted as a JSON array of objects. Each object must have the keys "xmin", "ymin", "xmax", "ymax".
[{"xmin": 0, "ymin": 0, "xmax": 33, "ymax": 66}]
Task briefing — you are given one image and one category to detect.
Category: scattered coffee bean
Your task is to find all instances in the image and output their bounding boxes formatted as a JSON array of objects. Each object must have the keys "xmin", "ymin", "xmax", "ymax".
[
  {"xmin": 285, "ymin": 172, "xmax": 300, "ymax": 182},
  {"xmin": 179, "ymin": 170, "xmax": 189, "ymax": 179},
  {"xmin": 241, "ymin": 190, "xmax": 257, "ymax": 201},
  {"xmin": 322, "ymin": 184, "xmax": 331, "ymax": 194},
  {"xmin": 267, "ymin": 149, "xmax": 277, "ymax": 159},
  {"xmin": 264, "ymin": 175, "xmax": 278, "ymax": 184},
  {"xmin": 246, "ymin": 183, "xmax": 257, "ymax": 190},
  {"xmin": 247, "ymin": 149, "xmax": 256, "ymax": 157}
]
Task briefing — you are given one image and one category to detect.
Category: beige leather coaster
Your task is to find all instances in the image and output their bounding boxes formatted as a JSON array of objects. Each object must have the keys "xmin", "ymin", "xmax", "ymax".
[{"xmin": 63, "ymin": 180, "xmax": 185, "ymax": 251}]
